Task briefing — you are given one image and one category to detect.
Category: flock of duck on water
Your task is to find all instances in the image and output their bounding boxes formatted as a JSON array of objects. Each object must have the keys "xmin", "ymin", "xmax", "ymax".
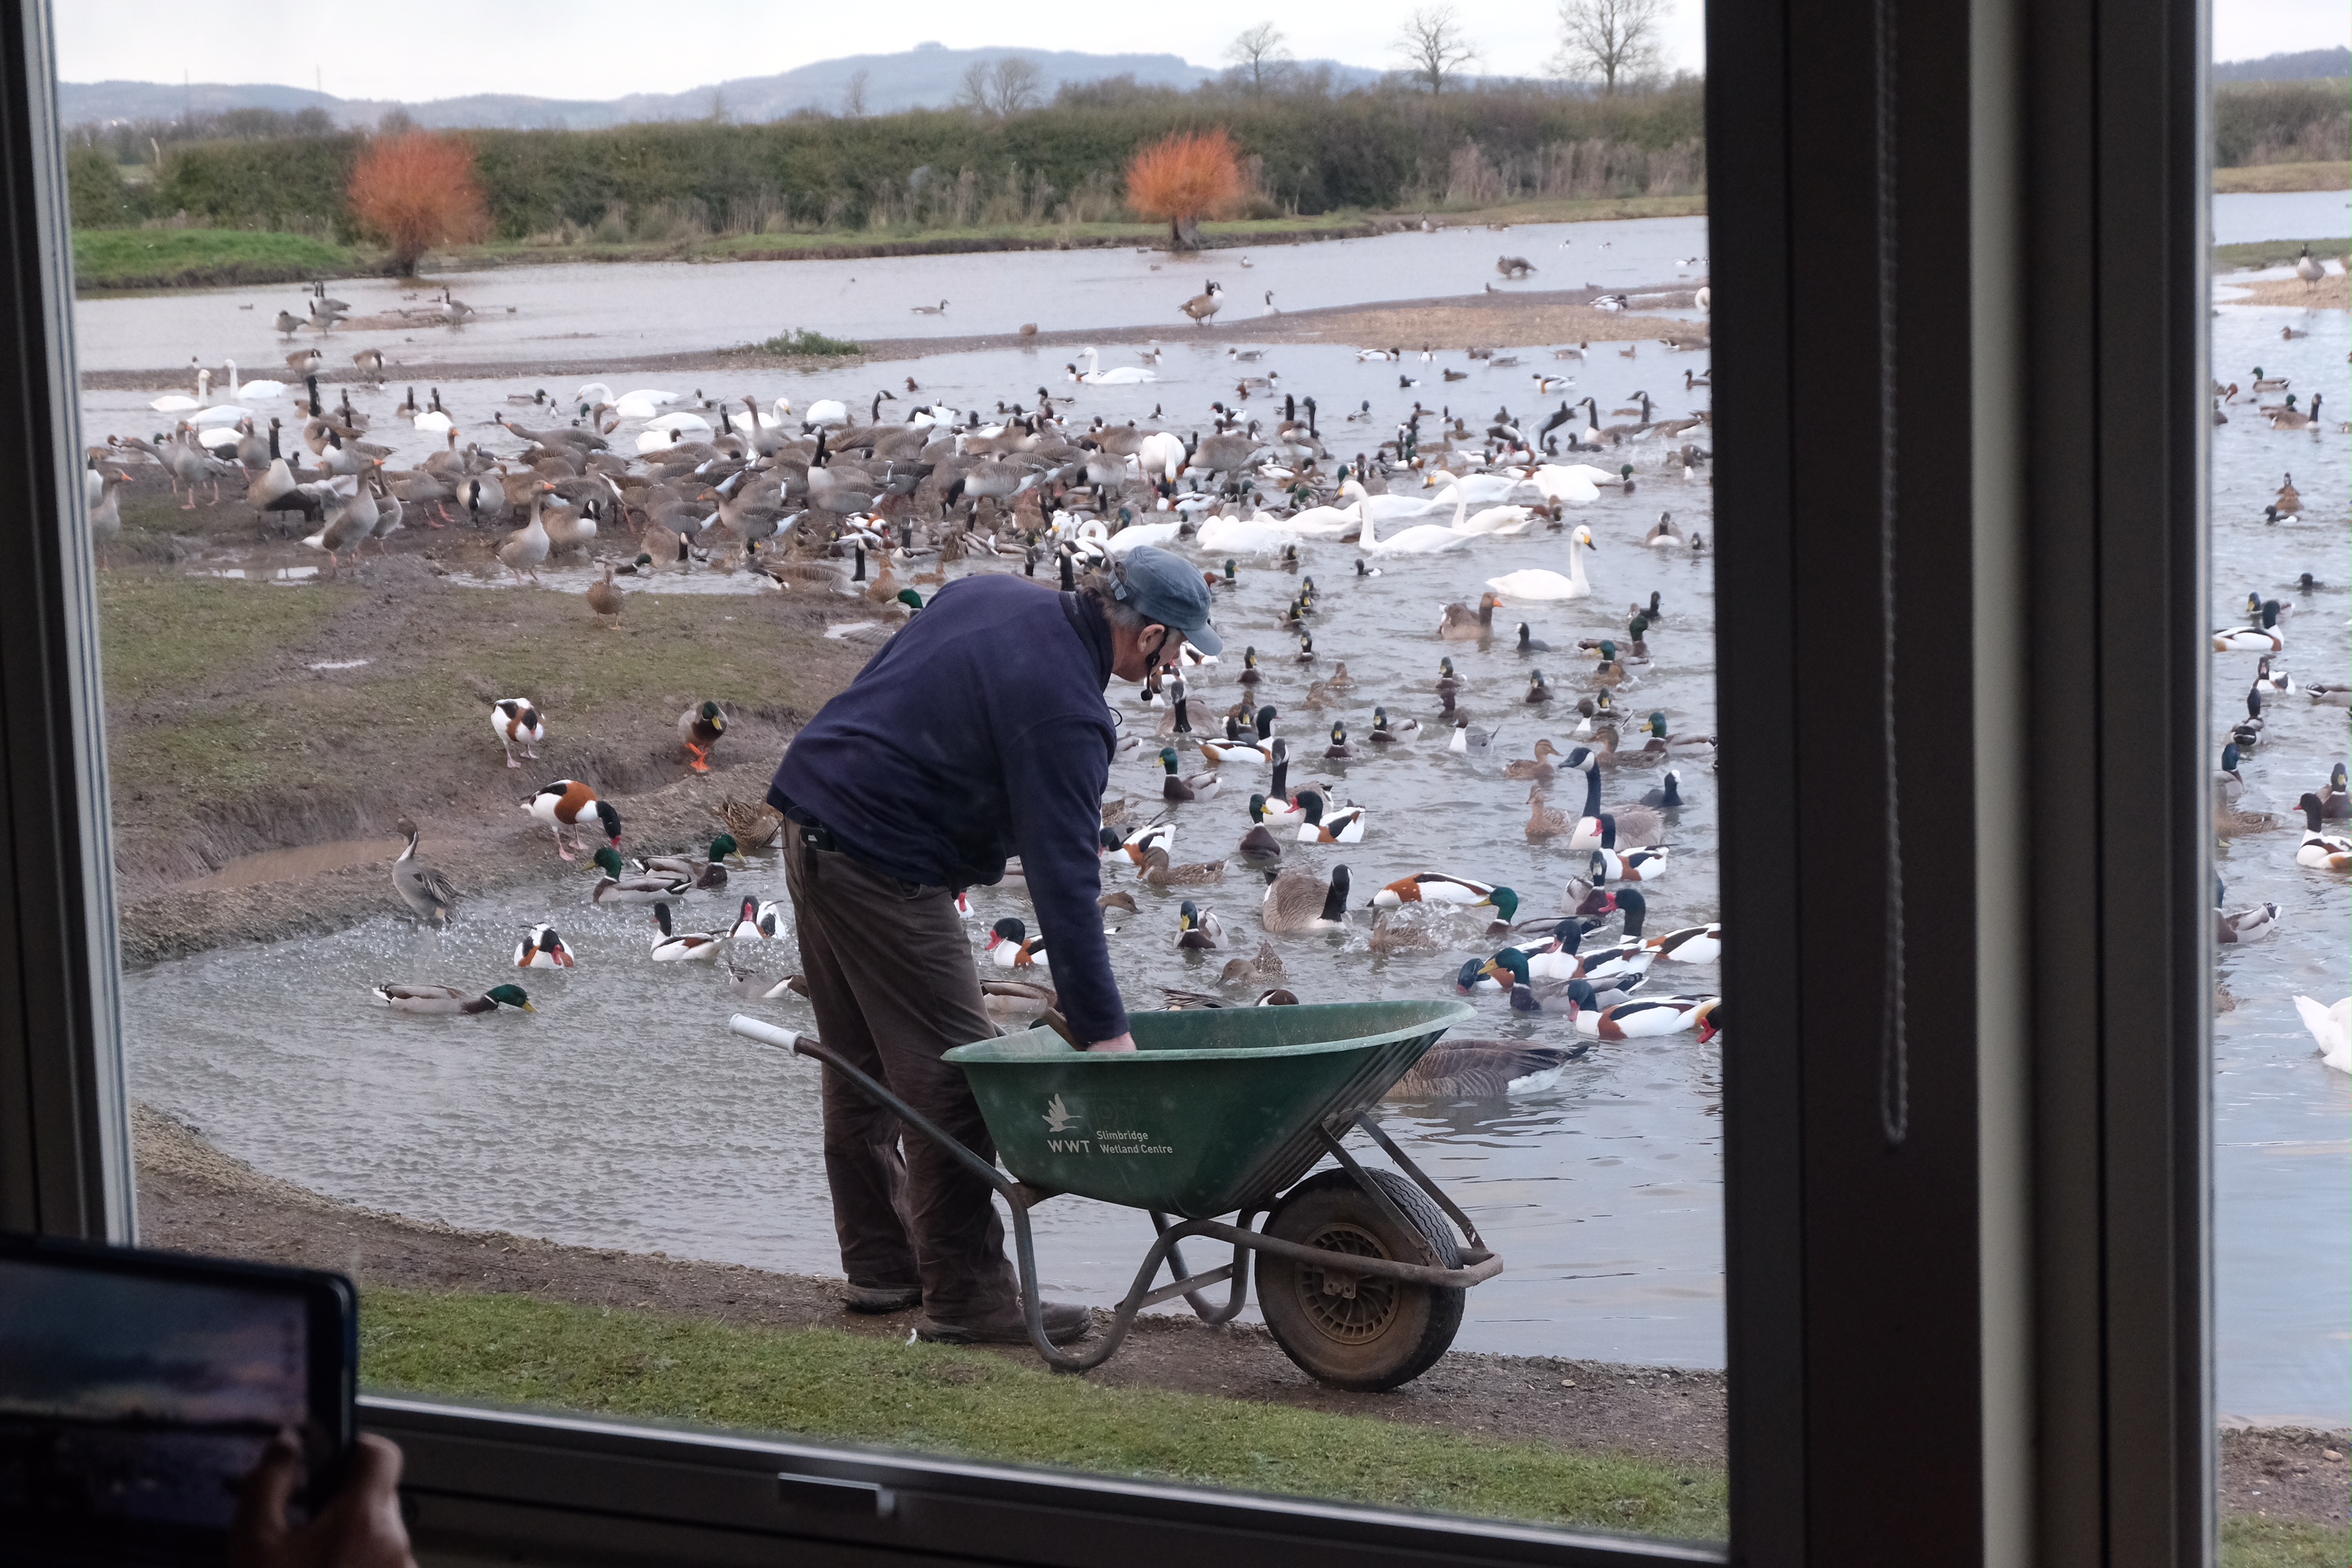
[
  {"xmin": 108, "ymin": 279, "xmax": 1740, "ymax": 1089},
  {"xmin": 2204, "ymin": 345, "xmax": 2352, "ymax": 1076}
]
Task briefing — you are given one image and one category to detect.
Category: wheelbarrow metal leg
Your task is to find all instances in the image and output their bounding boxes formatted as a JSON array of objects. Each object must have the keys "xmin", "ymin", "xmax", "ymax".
[
  {"xmin": 1150, "ymin": 1210, "xmax": 1254, "ymax": 1325},
  {"xmin": 1351, "ymin": 1115, "xmax": 1490, "ymax": 1255},
  {"xmin": 1011, "ymin": 1210, "xmax": 1236, "ymax": 1373}
]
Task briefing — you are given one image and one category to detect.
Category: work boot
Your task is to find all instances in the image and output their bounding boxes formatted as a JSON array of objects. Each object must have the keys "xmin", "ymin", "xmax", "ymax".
[
  {"xmin": 915, "ymin": 1301, "xmax": 1093, "ymax": 1345},
  {"xmin": 841, "ymin": 1282, "xmax": 923, "ymax": 1314}
]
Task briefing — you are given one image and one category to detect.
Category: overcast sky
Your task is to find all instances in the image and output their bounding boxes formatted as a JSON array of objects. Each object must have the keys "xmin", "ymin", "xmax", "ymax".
[{"xmin": 53, "ymin": 0, "xmax": 2339, "ymax": 104}]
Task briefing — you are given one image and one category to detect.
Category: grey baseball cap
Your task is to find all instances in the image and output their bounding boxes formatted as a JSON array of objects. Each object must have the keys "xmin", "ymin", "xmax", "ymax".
[{"xmin": 1111, "ymin": 545, "xmax": 1223, "ymax": 655}]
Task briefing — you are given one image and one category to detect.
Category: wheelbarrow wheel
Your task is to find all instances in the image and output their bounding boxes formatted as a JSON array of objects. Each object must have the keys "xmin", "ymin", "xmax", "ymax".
[{"xmin": 1258, "ymin": 1167, "xmax": 1465, "ymax": 1392}]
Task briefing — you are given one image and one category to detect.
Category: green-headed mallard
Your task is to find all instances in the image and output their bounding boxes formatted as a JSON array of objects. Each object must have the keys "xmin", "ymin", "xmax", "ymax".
[
  {"xmin": 637, "ymin": 834, "xmax": 742, "ymax": 889},
  {"xmin": 591, "ymin": 845, "xmax": 690, "ymax": 906},
  {"xmin": 679, "ymin": 701, "xmax": 728, "ymax": 774},
  {"xmin": 372, "ymin": 982, "xmax": 534, "ymax": 1014},
  {"xmin": 1174, "ymin": 899, "xmax": 1227, "ymax": 949}
]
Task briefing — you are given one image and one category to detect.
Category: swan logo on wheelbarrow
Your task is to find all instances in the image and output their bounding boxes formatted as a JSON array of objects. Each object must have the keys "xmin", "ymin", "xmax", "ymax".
[{"xmin": 729, "ymin": 1000, "xmax": 1504, "ymax": 1392}]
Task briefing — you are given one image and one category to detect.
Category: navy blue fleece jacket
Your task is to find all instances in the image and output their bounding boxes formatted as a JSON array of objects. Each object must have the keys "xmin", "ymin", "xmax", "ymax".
[{"xmin": 769, "ymin": 575, "xmax": 1128, "ymax": 1041}]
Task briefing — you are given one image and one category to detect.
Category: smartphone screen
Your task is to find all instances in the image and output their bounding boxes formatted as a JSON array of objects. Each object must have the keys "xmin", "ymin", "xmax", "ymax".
[{"xmin": 0, "ymin": 1246, "xmax": 343, "ymax": 1548}]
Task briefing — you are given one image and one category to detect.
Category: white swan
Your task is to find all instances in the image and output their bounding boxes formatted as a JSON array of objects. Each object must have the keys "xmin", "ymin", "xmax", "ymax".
[
  {"xmin": 1428, "ymin": 471, "xmax": 1525, "ymax": 506},
  {"xmin": 193, "ymin": 424, "xmax": 242, "ymax": 450},
  {"xmin": 152, "ymin": 363, "xmax": 208, "ymax": 413},
  {"xmin": 1103, "ymin": 517, "xmax": 1185, "ymax": 554},
  {"xmin": 1070, "ymin": 347, "xmax": 1157, "ymax": 386},
  {"xmin": 1196, "ymin": 509, "xmax": 1294, "ymax": 556},
  {"xmin": 1136, "ymin": 430, "xmax": 1185, "ymax": 482},
  {"xmin": 190, "ymin": 401, "xmax": 252, "ymax": 430},
  {"xmin": 575, "ymin": 382, "xmax": 615, "ymax": 406},
  {"xmin": 1486, "ymin": 525, "xmax": 1596, "ymax": 599},
  {"xmin": 413, "ymin": 408, "xmax": 456, "ymax": 434},
  {"xmin": 2296, "ymin": 995, "xmax": 2351, "ymax": 1073},
  {"xmin": 804, "ymin": 398, "xmax": 850, "ymax": 428},
  {"xmin": 614, "ymin": 388, "xmax": 682, "ymax": 419},
  {"xmin": 635, "ymin": 410, "xmax": 716, "ymax": 453},
  {"xmin": 1526, "ymin": 464, "xmax": 1602, "ymax": 505},
  {"xmin": 1447, "ymin": 488, "xmax": 1537, "ymax": 537},
  {"xmin": 223, "ymin": 361, "xmax": 289, "ymax": 401},
  {"xmin": 1283, "ymin": 502, "xmax": 1363, "ymax": 539},
  {"xmin": 1362, "ymin": 503, "xmax": 1474, "ymax": 556}
]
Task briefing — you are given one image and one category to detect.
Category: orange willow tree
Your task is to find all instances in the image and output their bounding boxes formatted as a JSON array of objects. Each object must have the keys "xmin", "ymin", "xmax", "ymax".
[
  {"xmin": 348, "ymin": 130, "xmax": 489, "ymax": 275},
  {"xmin": 1124, "ymin": 127, "xmax": 1244, "ymax": 251}
]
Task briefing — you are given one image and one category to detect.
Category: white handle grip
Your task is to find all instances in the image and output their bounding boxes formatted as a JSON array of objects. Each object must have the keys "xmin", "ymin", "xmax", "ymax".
[{"xmin": 729, "ymin": 1014, "xmax": 804, "ymax": 1052}]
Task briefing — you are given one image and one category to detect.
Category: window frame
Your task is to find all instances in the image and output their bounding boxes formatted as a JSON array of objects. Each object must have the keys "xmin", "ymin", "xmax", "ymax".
[{"xmin": 0, "ymin": 0, "xmax": 2216, "ymax": 1559}]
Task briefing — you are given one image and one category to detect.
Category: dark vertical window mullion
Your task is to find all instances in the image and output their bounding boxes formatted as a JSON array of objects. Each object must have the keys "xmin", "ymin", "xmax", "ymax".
[{"xmin": 0, "ymin": 0, "xmax": 125, "ymax": 1243}]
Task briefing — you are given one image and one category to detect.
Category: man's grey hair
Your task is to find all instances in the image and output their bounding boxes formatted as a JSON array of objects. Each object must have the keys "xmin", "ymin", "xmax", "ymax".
[{"xmin": 1081, "ymin": 564, "xmax": 1153, "ymax": 633}]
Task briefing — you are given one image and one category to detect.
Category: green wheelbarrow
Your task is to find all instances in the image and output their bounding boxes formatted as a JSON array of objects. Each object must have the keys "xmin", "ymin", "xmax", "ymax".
[{"xmin": 728, "ymin": 1000, "xmax": 1503, "ymax": 1391}]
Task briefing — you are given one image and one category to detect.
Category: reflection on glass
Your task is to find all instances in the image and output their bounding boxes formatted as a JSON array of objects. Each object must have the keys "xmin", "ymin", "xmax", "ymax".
[
  {"xmin": 2205, "ymin": 72, "xmax": 2350, "ymax": 1565},
  {"xmin": 72, "ymin": 13, "xmax": 1727, "ymax": 1541}
]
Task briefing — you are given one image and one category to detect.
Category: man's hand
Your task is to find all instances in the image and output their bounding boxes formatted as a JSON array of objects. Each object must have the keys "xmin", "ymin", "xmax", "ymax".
[
  {"xmin": 1087, "ymin": 1033, "xmax": 1138, "ymax": 1053},
  {"xmin": 230, "ymin": 1431, "xmax": 416, "ymax": 1568}
]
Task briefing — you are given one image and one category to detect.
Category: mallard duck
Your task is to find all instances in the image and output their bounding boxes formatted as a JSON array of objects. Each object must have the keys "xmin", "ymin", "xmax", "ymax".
[
  {"xmin": 1385, "ymin": 1039, "xmax": 1583, "ymax": 1098},
  {"xmin": 1646, "ymin": 924, "xmax": 1721, "ymax": 964},
  {"xmin": 1372, "ymin": 875, "xmax": 1520, "ymax": 930},
  {"xmin": 985, "ymin": 916, "xmax": 1050, "ymax": 968},
  {"xmin": 1503, "ymin": 738, "xmax": 1564, "ymax": 781},
  {"xmin": 491, "ymin": 699, "xmax": 544, "ymax": 770},
  {"xmin": 2321, "ymin": 763, "xmax": 2350, "ymax": 821},
  {"xmin": 1237, "ymin": 821, "xmax": 1286, "ymax": 870},
  {"xmin": 728, "ymin": 896, "xmax": 783, "ymax": 942},
  {"xmin": 679, "ymin": 701, "xmax": 728, "ymax": 773},
  {"xmin": 1137, "ymin": 844, "xmax": 1229, "ymax": 886},
  {"xmin": 1574, "ymin": 691, "xmax": 1621, "ymax": 737},
  {"xmin": 1175, "ymin": 899, "xmax": 1227, "ymax": 949},
  {"xmin": 1434, "ymin": 657, "xmax": 1464, "ymax": 700},
  {"xmin": 650, "ymin": 902, "xmax": 725, "ymax": 962},
  {"xmin": 1526, "ymin": 670, "xmax": 1554, "ymax": 704},
  {"xmin": 1326, "ymin": 661, "xmax": 1356, "ymax": 690},
  {"xmin": 1526, "ymin": 784, "xmax": 1574, "ymax": 840},
  {"xmin": 1439, "ymin": 592, "xmax": 1504, "ymax": 641},
  {"xmin": 1260, "ymin": 862, "xmax": 1350, "ymax": 932},
  {"xmin": 1368, "ymin": 706, "xmax": 1420, "ymax": 743},
  {"xmin": 526, "ymin": 779, "xmax": 622, "ymax": 861},
  {"xmin": 1220, "ymin": 941, "xmax": 1287, "ymax": 983},
  {"xmin": 1473, "ymin": 947, "xmax": 1581, "ymax": 1003},
  {"xmin": 982, "ymin": 979, "xmax": 1060, "ymax": 1022},
  {"xmin": 372, "ymin": 982, "xmax": 535, "ymax": 1015},
  {"xmin": 1161, "ymin": 747, "xmax": 1222, "ymax": 802},
  {"xmin": 1294, "ymin": 793, "xmax": 1367, "ymax": 844},
  {"xmin": 1249, "ymin": 789, "xmax": 1304, "ymax": 827},
  {"xmin": 2294, "ymin": 795, "xmax": 2352, "ymax": 869},
  {"xmin": 514, "ymin": 924, "xmax": 575, "ymax": 968},
  {"xmin": 637, "ymin": 834, "xmax": 742, "ymax": 890},
  {"xmin": 1297, "ymin": 630, "xmax": 1316, "ymax": 662},
  {"xmin": 2213, "ymin": 903, "xmax": 2280, "ymax": 945},
  {"xmin": 1200, "ymin": 706, "xmax": 1279, "ymax": 767},
  {"xmin": 2294, "ymin": 995, "xmax": 2350, "ymax": 1074},
  {"xmin": 390, "ymin": 817, "xmax": 458, "ymax": 927},
  {"xmin": 2309, "ymin": 684, "xmax": 2352, "ymax": 707},
  {"xmin": 590, "ymin": 846, "xmax": 690, "ymax": 906},
  {"xmin": 1236, "ymin": 646, "xmax": 1264, "ymax": 688},
  {"xmin": 1323, "ymin": 722, "xmax": 1355, "ymax": 759}
]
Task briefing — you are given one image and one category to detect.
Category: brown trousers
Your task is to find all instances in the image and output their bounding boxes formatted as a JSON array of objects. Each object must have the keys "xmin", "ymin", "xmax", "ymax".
[{"xmin": 784, "ymin": 832, "xmax": 1018, "ymax": 1322}]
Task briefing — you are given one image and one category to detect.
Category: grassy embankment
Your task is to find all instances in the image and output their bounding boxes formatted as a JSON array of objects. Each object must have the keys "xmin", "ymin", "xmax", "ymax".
[
  {"xmin": 71, "ymin": 193, "xmax": 1706, "ymax": 293},
  {"xmin": 2224, "ymin": 1519, "xmax": 2352, "ymax": 1568},
  {"xmin": 2212, "ymin": 159, "xmax": 2350, "ymax": 193},
  {"xmin": 94, "ymin": 564, "xmax": 862, "ymax": 886},
  {"xmin": 360, "ymin": 1286, "xmax": 1728, "ymax": 1541},
  {"xmin": 2216, "ymin": 237, "xmax": 2348, "ymax": 270}
]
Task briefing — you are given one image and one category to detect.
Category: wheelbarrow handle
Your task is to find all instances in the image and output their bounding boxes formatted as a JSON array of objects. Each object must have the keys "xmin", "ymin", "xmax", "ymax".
[{"xmin": 728, "ymin": 1014, "xmax": 1015, "ymax": 1200}]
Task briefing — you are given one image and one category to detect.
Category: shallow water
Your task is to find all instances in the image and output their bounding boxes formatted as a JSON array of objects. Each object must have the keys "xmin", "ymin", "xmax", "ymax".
[
  {"xmin": 2208, "ymin": 299, "xmax": 2350, "ymax": 1426},
  {"xmin": 70, "ymin": 216, "xmax": 1709, "ymax": 376},
  {"xmin": 114, "ymin": 301, "xmax": 1728, "ymax": 1366},
  {"xmin": 2212, "ymin": 189, "xmax": 2352, "ymax": 248}
]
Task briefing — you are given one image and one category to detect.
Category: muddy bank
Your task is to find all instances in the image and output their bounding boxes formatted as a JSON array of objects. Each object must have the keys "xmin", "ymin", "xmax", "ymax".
[
  {"xmin": 132, "ymin": 1105, "xmax": 1727, "ymax": 1468},
  {"xmin": 77, "ymin": 287, "xmax": 1704, "ymax": 392},
  {"xmin": 2227, "ymin": 273, "xmax": 2349, "ymax": 310}
]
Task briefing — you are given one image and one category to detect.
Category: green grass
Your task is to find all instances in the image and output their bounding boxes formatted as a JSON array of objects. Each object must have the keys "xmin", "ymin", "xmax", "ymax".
[
  {"xmin": 73, "ymin": 228, "xmax": 361, "ymax": 291},
  {"xmin": 359, "ymin": 1287, "xmax": 1727, "ymax": 1541},
  {"xmin": 2213, "ymin": 160, "xmax": 2350, "ymax": 194},
  {"xmin": 2215, "ymin": 237, "xmax": 2347, "ymax": 271},
  {"xmin": 753, "ymin": 328, "xmax": 864, "ymax": 357},
  {"xmin": 2223, "ymin": 1517, "xmax": 2352, "ymax": 1568},
  {"xmin": 97, "ymin": 576, "xmax": 352, "ymax": 702}
]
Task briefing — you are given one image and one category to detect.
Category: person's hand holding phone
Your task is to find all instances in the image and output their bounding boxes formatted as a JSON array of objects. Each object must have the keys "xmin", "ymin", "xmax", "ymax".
[{"xmin": 230, "ymin": 1431, "xmax": 416, "ymax": 1568}]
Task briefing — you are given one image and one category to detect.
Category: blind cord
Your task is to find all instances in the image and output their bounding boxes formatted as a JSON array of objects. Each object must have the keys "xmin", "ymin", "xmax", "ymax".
[{"xmin": 1875, "ymin": 0, "xmax": 1910, "ymax": 1149}]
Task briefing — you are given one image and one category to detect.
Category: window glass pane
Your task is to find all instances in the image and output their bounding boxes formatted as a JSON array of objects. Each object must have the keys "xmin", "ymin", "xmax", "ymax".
[
  {"xmin": 2205, "ymin": 38, "xmax": 2350, "ymax": 1566},
  {"xmin": 72, "ymin": 9, "xmax": 1727, "ymax": 1544}
]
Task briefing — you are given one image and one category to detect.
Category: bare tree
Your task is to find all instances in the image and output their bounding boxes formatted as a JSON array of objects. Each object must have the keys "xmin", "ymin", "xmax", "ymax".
[
  {"xmin": 841, "ymin": 68, "xmax": 869, "ymax": 117},
  {"xmin": 955, "ymin": 60, "xmax": 993, "ymax": 113},
  {"xmin": 1395, "ymin": 5, "xmax": 1479, "ymax": 95},
  {"xmin": 986, "ymin": 57, "xmax": 1043, "ymax": 115},
  {"xmin": 1224, "ymin": 22, "xmax": 1292, "ymax": 96},
  {"xmin": 1552, "ymin": 0, "xmax": 1668, "ymax": 94}
]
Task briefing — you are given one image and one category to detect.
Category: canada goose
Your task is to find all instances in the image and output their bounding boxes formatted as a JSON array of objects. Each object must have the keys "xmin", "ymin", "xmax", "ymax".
[
  {"xmin": 1388, "ymin": 1040, "xmax": 1581, "ymax": 1098},
  {"xmin": 2268, "ymin": 394, "xmax": 2322, "ymax": 430},
  {"xmin": 2294, "ymin": 245, "xmax": 2326, "ymax": 287},
  {"xmin": 911, "ymin": 299, "xmax": 949, "ymax": 315},
  {"xmin": 1181, "ymin": 281, "xmax": 1225, "ymax": 326},
  {"xmin": 352, "ymin": 347, "xmax": 385, "ymax": 379},
  {"xmin": 1261, "ymin": 862, "xmax": 1350, "ymax": 933},
  {"xmin": 1261, "ymin": 289, "xmax": 1279, "ymax": 316},
  {"xmin": 285, "ymin": 347, "xmax": 324, "ymax": 377},
  {"xmin": 1497, "ymin": 255, "xmax": 1536, "ymax": 278}
]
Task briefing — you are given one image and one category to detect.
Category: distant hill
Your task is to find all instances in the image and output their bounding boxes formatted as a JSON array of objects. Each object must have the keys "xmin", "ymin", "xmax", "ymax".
[
  {"xmin": 2212, "ymin": 46, "xmax": 2350, "ymax": 83},
  {"xmin": 60, "ymin": 45, "xmax": 1388, "ymax": 131}
]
